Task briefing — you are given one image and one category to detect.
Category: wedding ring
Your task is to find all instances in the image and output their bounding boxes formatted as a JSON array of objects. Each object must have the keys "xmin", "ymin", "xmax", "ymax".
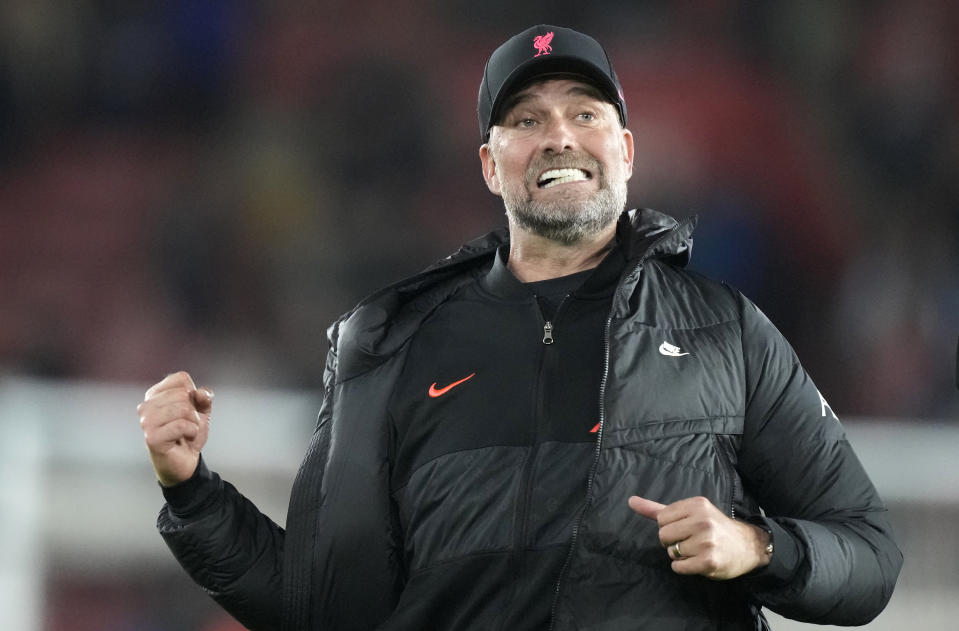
[{"xmin": 671, "ymin": 541, "xmax": 683, "ymax": 559}]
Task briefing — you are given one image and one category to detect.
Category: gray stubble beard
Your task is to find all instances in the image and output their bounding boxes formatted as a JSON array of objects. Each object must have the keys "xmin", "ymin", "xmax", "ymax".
[{"xmin": 501, "ymin": 159, "xmax": 628, "ymax": 246}]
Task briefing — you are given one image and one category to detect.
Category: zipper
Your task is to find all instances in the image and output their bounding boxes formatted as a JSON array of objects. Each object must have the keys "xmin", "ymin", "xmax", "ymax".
[
  {"xmin": 500, "ymin": 295, "xmax": 568, "ymax": 631},
  {"xmin": 547, "ymin": 221, "xmax": 691, "ymax": 629},
  {"xmin": 729, "ymin": 461, "xmax": 739, "ymax": 520},
  {"xmin": 540, "ymin": 294, "xmax": 569, "ymax": 345},
  {"xmin": 543, "ymin": 321, "xmax": 554, "ymax": 344},
  {"xmin": 715, "ymin": 435, "xmax": 739, "ymax": 519},
  {"xmin": 548, "ymin": 312, "xmax": 612, "ymax": 629}
]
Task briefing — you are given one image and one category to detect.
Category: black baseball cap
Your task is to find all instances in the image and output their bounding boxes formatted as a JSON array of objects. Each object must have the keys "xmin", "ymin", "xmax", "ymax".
[{"xmin": 478, "ymin": 25, "xmax": 627, "ymax": 141}]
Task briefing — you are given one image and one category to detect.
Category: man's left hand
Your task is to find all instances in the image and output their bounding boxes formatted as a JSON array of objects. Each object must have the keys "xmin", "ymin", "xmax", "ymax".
[{"xmin": 628, "ymin": 495, "xmax": 771, "ymax": 580}]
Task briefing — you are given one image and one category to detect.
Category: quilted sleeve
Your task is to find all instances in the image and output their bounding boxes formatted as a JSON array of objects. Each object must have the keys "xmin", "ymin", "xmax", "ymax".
[
  {"xmin": 734, "ymin": 292, "xmax": 902, "ymax": 625},
  {"xmin": 158, "ymin": 456, "xmax": 285, "ymax": 631}
]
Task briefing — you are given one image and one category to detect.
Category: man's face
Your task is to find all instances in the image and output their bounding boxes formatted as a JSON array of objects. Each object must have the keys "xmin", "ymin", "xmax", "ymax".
[{"xmin": 480, "ymin": 78, "xmax": 634, "ymax": 244}]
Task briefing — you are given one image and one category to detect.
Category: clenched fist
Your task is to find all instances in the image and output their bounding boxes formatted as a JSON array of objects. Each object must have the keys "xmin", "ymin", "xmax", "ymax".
[
  {"xmin": 628, "ymin": 495, "xmax": 771, "ymax": 580},
  {"xmin": 138, "ymin": 371, "xmax": 214, "ymax": 487}
]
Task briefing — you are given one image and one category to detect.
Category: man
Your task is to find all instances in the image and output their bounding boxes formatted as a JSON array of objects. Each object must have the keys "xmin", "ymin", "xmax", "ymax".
[{"xmin": 139, "ymin": 25, "xmax": 901, "ymax": 630}]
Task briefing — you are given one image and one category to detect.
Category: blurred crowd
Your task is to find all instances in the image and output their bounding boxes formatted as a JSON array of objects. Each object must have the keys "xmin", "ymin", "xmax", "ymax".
[
  {"xmin": 2, "ymin": 2, "xmax": 957, "ymax": 630},
  {"xmin": 2, "ymin": 0, "xmax": 957, "ymax": 421}
]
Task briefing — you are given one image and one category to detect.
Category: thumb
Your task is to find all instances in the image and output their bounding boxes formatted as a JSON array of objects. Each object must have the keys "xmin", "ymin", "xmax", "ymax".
[
  {"xmin": 628, "ymin": 495, "xmax": 666, "ymax": 520},
  {"xmin": 192, "ymin": 387, "xmax": 215, "ymax": 415}
]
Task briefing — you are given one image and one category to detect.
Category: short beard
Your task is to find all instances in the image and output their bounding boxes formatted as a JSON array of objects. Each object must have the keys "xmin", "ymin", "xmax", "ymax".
[{"xmin": 501, "ymin": 155, "xmax": 627, "ymax": 245}]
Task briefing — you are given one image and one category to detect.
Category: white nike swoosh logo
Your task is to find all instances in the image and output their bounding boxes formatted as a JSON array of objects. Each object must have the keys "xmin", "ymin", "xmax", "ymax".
[{"xmin": 659, "ymin": 341, "xmax": 690, "ymax": 357}]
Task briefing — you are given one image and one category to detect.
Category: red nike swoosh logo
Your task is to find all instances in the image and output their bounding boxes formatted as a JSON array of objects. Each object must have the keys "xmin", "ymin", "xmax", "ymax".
[{"xmin": 428, "ymin": 373, "xmax": 476, "ymax": 398}]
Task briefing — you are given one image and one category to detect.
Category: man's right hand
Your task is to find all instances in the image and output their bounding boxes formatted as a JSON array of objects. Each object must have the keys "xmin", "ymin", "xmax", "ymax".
[{"xmin": 138, "ymin": 371, "xmax": 214, "ymax": 487}]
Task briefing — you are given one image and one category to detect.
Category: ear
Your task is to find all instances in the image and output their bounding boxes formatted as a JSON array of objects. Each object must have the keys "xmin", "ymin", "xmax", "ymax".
[
  {"xmin": 621, "ymin": 127, "xmax": 635, "ymax": 181},
  {"xmin": 479, "ymin": 143, "xmax": 502, "ymax": 196}
]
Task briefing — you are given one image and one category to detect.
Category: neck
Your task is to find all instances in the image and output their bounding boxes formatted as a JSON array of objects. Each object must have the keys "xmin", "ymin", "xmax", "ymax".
[{"xmin": 506, "ymin": 222, "xmax": 617, "ymax": 282}]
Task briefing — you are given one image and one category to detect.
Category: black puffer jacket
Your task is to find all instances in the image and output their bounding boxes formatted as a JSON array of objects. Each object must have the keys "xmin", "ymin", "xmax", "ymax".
[{"xmin": 159, "ymin": 209, "xmax": 901, "ymax": 630}]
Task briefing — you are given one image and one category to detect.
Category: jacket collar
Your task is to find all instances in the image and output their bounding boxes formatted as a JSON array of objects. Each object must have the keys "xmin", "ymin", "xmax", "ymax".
[
  {"xmin": 334, "ymin": 209, "xmax": 695, "ymax": 380},
  {"xmin": 480, "ymin": 242, "xmax": 628, "ymax": 301},
  {"xmin": 421, "ymin": 208, "xmax": 693, "ymax": 276},
  {"xmin": 481, "ymin": 246, "xmax": 531, "ymax": 300}
]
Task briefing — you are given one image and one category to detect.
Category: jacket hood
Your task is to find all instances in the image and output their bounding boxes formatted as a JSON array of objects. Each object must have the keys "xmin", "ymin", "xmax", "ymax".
[
  {"xmin": 333, "ymin": 209, "xmax": 695, "ymax": 381},
  {"xmin": 618, "ymin": 208, "xmax": 695, "ymax": 266}
]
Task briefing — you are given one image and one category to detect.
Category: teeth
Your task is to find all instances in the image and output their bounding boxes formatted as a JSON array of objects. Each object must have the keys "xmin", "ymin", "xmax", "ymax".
[{"xmin": 538, "ymin": 168, "xmax": 589, "ymax": 189}]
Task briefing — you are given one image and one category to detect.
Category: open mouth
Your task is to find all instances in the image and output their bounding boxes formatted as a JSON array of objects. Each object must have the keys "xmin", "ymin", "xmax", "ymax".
[{"xmin": 537, "ymin": 168, "xmax": 592, "ymax": 189}]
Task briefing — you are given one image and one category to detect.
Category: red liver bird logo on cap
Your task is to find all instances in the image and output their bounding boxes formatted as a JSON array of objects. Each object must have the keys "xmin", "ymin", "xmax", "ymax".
[{"xmin": 533, "ymin": 32, "xmax": 554, "ymax": 57}]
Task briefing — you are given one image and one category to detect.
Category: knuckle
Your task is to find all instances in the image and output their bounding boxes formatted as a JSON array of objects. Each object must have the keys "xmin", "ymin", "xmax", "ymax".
[
  {"xmin": 177, "ymin": 371, "xmax": 197, "ymax": 388},
  {"xmin": 162, "ymin": 371, "xmax": 187, "ymax": 389}
]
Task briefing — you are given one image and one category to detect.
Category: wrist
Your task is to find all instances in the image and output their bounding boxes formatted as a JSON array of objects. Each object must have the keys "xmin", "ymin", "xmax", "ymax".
[
  {"xmin": 154, "ymin": 453, "xmax": 201, "ymax": 488},
  {"xmin": 746, "ymin": 519, "xmax": 774, "ymax": 569},
  {"xmin": 160, "ymin": 455, "xmax": 220, "ymax": 518}
]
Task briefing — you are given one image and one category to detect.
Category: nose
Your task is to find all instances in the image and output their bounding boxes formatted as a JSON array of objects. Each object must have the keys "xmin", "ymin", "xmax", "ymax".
[{"xmin": 539, "ymin": 116, "xmax": 577, "ymax": 154}]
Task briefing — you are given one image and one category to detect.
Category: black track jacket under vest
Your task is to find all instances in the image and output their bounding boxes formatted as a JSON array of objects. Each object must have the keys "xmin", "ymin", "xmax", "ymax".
[{"xmin": 158, "ymin": 209, "xmax": 902, "ymax": 630}]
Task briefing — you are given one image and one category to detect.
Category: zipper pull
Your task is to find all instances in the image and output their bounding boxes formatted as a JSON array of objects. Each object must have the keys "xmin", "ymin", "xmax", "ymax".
[{"xmin": 543, "ymin": 321, "xmax": 554, "ymax": 345}]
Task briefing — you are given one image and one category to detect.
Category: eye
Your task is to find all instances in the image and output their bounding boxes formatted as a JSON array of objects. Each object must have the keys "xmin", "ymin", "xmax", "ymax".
[
  {"xmin": 577, "ymin": 112, "xmax": 596, "ymax": 122},
  {"xmin": 517, "ymin": 118, "xmax": 537, "ymax": 128}
]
